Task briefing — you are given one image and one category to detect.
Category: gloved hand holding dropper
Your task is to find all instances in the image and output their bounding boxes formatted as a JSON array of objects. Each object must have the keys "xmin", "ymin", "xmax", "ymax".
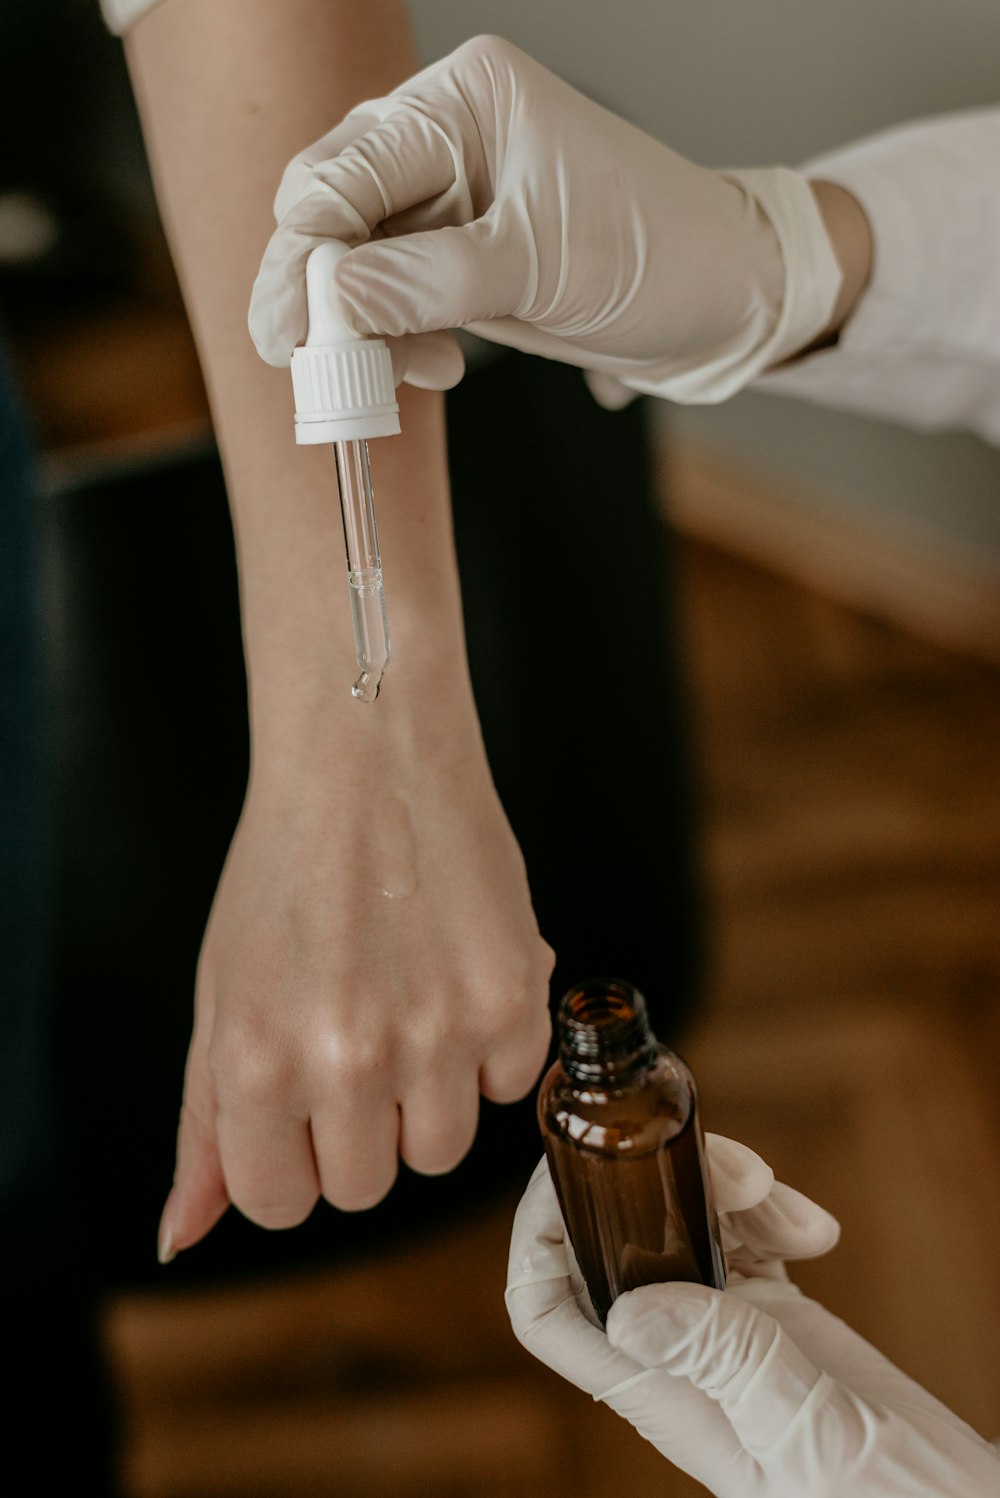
[{"xmin": 249, "ymin": 35, "xmax": 870, "ymax": 402}]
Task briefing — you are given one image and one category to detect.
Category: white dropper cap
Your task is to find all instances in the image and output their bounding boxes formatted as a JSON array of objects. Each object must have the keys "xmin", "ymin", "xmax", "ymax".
[{"xmin": 290, "ymin": 241, "xmax": 400, "ymax": 445}]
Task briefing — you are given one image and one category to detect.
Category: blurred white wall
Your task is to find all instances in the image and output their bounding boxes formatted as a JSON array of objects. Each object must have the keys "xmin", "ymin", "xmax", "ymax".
[{"xmin": 412, "ymin": 2, "xmax": 1000, "ymax": 564}]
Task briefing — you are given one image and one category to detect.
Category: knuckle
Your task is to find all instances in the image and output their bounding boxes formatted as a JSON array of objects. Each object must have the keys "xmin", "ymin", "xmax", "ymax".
[
  {"xmin": 480, "ymin": 971, "xmax": 550, "ymax": 1046},
  {"xmin": 315, "ymin": 1025, "xmax": 387, "ymax": 1088},
  {"xmin": 456, "ymin": 34, "xmax": 517, "ymax": 72},
  {"xmin": 274, "ymin": 152, "xmax": 315, "ymax": 221},
  {"xmin": 473, "ymin": 998, "xmax": 514, "ymax": 1048},
  {"xmin": 209, "ymin": 1037, "xmax": 293, "ymax": 1110}
]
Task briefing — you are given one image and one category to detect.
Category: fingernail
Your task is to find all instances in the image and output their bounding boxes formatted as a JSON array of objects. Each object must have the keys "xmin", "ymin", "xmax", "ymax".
[{"xmin": 157, "ymin": 1223, "xmax": 176, "ymax": 1266}]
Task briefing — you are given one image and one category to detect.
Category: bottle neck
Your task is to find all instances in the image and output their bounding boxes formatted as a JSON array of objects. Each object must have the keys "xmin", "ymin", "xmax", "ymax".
[{"xmin": 557, "ymin": 979, "xmax": 659, "ymax": 1088}]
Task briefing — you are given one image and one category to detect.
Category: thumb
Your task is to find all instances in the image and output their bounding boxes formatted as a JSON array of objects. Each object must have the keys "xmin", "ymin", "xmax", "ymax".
[
  {"xmin": 334, "ymin": 215, "xmax": 530, "ymax": 338},
  {"xmin": 583, "ymin": 369, "xmax": 640, "ymax": 411},
  {"xmin": 157, "ymin": 1094, "xmax": 230, "ymax": 1264},
  {"xmin": 607, "ymin": 1282, "xmax": 871, "ymax": 1464}
]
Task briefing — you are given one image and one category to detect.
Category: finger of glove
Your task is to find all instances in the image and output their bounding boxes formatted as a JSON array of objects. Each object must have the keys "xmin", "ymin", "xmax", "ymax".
[
  {"xmin": 605, "ymin": 1281, "xmax": 872, "ymax": 1462},
  {"xmin": 583, "ymin": 369, "xmax": 641, "ymax": 411},
  {"xmin": 462, "ymin": 314, "xmax": 665, "ymax": 382},
  {"xmin": 725, "ymin": 1180, "xmax": 841, "ymax": 1271},
  {"xmin": 505, "ymin": 1161, "xmax": 653, "ymax": 1399},
  {"xmin": 390, "ymin": 331, "xmax": 466, "ymax": 391},
  {"xmin": 333, "ymin": 215, "xmax": 530, "ymax": 340},
  {"xmin": 706, "ymin": 1135, "xmax": 840, "ymax": 1278},
  {"xmin": 705, "ymin": 1132, "xmax": 775, "ymax": 1214},
  {"xmin": 250, "ymin": 113, "xmax": 409, "ymax": 368},
  {"xmin": 249, "ymin": 101, "xmax": 481, "ymax": 367},
  {"xmin": 289, "ymin": 103, "xmax": 477, "ymax": 241},
  {"xmin": 250, "ymin": 231, "xmax": 475, "ymax": 369},
  {"xmin": 273, "ymin": 106, "xmax": 386, "ymax": 224},
  {"xmin": 605, "ymin": 1374, "xmax": 750, "ymax": 1494},
  {"xmin": 250, "ymin": 221, "xmax": 338, "ymax": 366},
  {"xmin": 215, "ymin": 1097, "xmax": 321, "ymax": 1230}
]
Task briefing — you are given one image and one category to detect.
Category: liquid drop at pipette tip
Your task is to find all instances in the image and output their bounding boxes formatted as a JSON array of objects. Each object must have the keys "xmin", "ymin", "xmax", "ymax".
[{"xmin": 352, "ymin": 670, "xmax": 383, "ymax": 703}]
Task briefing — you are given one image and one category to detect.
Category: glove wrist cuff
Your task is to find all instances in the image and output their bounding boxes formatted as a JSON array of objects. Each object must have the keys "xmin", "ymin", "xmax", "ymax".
[
  {"xmin": 720, "ymin": 166, "xmax": 843, "ymax": 380},
  {"xmin": 606, "ymin": 166, "xmax": 843, "ymax": 408}
]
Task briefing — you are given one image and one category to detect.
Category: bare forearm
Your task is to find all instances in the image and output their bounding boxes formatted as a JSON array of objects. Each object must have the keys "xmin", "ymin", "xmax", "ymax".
[{"xmin": 125, "ymin": 0, "xmax": 470, "ymax": 750}]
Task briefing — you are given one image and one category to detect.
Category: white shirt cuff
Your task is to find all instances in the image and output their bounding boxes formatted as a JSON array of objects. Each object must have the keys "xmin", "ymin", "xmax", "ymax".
[{"xmin": 757, "ymin": 108, "xmax": 1000, "ymax": 445}]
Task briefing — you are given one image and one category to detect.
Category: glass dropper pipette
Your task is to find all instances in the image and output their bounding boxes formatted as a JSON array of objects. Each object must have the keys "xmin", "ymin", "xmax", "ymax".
[
  {"xmin": 289, "ymin": 241, "xmax": 400, "ymax": 701},
  {"xmin": 334, "ymin": 437, "xmax": 390, "ymax": 701}
]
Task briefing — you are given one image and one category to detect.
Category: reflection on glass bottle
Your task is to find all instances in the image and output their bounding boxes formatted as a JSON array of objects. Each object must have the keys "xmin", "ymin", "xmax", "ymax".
[{"xmin": 538, "ymin": 978, "xmax": 725, "ymax": 1326}]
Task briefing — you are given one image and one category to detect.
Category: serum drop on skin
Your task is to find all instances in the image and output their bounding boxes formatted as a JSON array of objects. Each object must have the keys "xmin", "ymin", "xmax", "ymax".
[{"xmin": 538, "ymin": 978, "xmax": 725, "ymax": 1326}]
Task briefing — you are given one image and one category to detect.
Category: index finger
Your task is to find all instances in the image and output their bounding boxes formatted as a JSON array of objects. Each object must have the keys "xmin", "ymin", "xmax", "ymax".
[
  {"xmin": 272, "ymin": 108, "xmax": 380, "ymax": 224},
  {"xmin": 249, "ymin": 101, "xmax": 472, "ymax": 366},
  {"xmin": 275, "ymin": 102, "xmax": 473, "ymax": 246}
]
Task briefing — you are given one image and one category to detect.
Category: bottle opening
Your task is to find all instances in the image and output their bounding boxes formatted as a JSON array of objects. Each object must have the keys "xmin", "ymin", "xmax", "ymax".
[{"xmin": 557, "ymin": 978, "xmax": 658, "ymax": 1084}]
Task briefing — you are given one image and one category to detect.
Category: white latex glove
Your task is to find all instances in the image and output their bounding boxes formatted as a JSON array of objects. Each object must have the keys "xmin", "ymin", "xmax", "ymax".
[
  {"xmin": 506, "ymin": 1143, "xmax": 1000, "ymax": 1497},
  {"xmin": 249, "ymin": 35, "xmax": 843, "ymax": 404}
]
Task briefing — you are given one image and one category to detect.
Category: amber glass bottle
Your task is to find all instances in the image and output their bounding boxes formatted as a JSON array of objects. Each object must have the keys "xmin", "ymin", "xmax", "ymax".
[{"xmin": 538, "ymin": 978, "xmax": 725, "ymax": 1325}]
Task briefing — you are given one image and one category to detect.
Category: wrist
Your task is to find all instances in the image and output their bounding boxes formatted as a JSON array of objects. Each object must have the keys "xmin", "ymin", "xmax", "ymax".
[
  {"xmin": 227, "ymin": 385, "xmax": 477, "ymax": 768},
  {"xmin": 247, "ymin": 632, "xmax": 484, "ymax": 788},
  {"xmin": 802, "ymin": 179, "xmax": 873, "ymax": 349}
]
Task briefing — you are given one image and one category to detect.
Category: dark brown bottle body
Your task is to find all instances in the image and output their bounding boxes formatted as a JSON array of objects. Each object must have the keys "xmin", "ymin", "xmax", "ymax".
[{"xmin": 539, "ymin": 979, "xmax": 725, "ymax": 1326}]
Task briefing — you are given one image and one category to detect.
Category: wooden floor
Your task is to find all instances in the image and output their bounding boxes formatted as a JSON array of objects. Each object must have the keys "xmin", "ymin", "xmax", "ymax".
[
  {"xmin": 101, "ymin": 534, "xmax": 1000, "ymax": 1498},
  {"xmin": 8, "ymin": 271, "xmax": 1000, "ymax": 1494}
]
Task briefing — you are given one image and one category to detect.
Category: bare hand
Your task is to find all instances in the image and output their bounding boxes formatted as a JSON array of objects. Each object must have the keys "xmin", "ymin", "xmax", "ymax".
[{"xmin": 157, "ymin": 721, "xmax": 553, "ymax": 1259}]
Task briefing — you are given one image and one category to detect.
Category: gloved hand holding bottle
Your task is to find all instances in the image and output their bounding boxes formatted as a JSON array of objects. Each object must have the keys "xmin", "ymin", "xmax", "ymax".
[
  {"xmin": 506, "ymin": 1139, "xmax": 1000, "ymax": 1497},
  {"xmin": 249, "ymin": 35, "xmax": 871, "ymax": 404}
]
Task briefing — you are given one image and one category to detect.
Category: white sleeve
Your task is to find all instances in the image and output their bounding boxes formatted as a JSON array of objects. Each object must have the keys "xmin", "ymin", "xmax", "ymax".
[
  {"xmin": 99, "ymin": 0, "xmax": 165, "ymax": 36},
  {"xmin": 755, "ymin": 107, "xmax": 1000, "ymax": 446}
]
